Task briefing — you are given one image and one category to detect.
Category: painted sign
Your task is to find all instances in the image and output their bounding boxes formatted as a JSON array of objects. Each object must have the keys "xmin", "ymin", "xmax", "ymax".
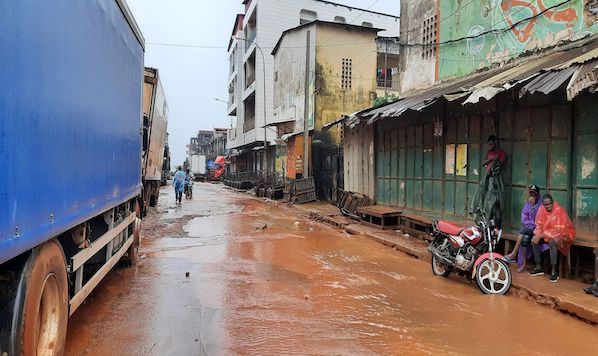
[
  {"xmin": 446, "ymin": 144, "xmax": 456, "ymax": 174},
  {"xmin": 456, "ymin": 144, "xmax": 468, "ymax": 176},
  {"xmin": 438, "ymin": 0, "xmax": 598, "ymax": 79}
]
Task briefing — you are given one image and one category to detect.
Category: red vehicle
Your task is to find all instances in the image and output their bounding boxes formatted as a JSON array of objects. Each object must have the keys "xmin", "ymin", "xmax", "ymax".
[
  {"xmin": 428, "ymin": 209, "xmax": 512, "ymax": 295},
  {"xmin": 209, "ymin": 156, "xmax": 226, "ymax": 180}
]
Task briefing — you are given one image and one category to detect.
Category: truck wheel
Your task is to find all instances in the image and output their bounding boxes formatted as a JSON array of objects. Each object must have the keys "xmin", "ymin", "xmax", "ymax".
[{"xmin": 8, "ymin": 240, "xmax": 69, "ymax": 355}]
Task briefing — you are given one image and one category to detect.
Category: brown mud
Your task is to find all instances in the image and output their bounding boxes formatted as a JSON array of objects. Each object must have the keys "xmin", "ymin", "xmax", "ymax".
[{"xmin": 65, "ymin": 184, "xmax": 598, "ymax": 355}]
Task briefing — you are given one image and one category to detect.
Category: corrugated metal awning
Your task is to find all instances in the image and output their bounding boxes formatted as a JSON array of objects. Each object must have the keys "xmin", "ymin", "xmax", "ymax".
[
  {"xmin": 361, "ymin": 70, "xmax": 496, "ymax": 125},
  {"xmin": 567, "ymin": 59, "xmax": 598, "ymax": 100},
  {"xmin": 463, "ymin": 39, "xmax": 598, "ymax": 103},
  {"xmin": 344, "ymin": 38, "xmax": 598, "ymax": 127},
  {"xmin": 520, "ymin": 67, "xmax": 577, "ymax": 97}
]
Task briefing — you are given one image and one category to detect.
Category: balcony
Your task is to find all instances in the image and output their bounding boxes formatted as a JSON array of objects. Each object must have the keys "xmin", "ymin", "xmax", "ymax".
[{"xmin": 377, "ymin": 79, "xmax": 400, "ymax": 91}]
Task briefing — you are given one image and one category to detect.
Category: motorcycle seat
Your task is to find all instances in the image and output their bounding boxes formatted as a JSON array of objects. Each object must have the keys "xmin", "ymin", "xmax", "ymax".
[{"xmin": 437, "ymin": 220, "xmax": 465, "ymax": 236}]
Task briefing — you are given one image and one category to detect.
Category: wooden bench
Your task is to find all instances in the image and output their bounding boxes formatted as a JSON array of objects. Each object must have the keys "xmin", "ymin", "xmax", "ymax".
[
  {"xmin": 357, "ymin": 205, "xmax": 401, "ymax": 230},
  {"xmin": 502, "ymin": 231, "xmax": 598, "ymax": 280},
  {"xmin": 399, "ymin": 214, "xmax": 434, "ymax": 241}
]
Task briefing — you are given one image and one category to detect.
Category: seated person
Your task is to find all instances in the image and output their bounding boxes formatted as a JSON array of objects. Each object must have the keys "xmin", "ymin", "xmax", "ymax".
[
  {"xmin": 504, "ymin": 184, "xmax": 541, "ymax": 272},
  {"xmin": 529, "ymin": 194, "xmax": 575, "ymax": 283}
]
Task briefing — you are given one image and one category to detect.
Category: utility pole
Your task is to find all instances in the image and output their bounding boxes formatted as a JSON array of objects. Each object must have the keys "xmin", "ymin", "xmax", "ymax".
[
  {"xmin": 303, "ymin": 30, "xmax": 311, "ymax": 178},
  {"xmin": 384, "ymin": 39, "xmax": 388, "ymax": 98}
]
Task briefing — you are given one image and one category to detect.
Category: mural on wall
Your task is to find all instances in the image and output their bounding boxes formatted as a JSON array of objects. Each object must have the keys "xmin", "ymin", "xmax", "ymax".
[{"xmin": 438, "ymin": 0, "xmax": 598, "ymax": 80}]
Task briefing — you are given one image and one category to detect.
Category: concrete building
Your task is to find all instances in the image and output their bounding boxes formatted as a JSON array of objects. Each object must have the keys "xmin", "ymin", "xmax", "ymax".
[
  {"xmin": 225, "ymin": 0, "xmax": 400, "ymax": 174},
  {"xmin": 271, "ymin": 20, "xmax": 384, "ymax": 199}
]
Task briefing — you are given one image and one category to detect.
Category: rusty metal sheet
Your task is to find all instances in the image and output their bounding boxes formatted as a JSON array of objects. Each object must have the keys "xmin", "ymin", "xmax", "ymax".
[
  {"xmin": 462, "ymin": 39, "xmax": 598, "ymax": 103},
  {"xmin": 363, "ymin": 71, "xmax": 494, "ymax": 125},
  {"xmin": 347, "ymin": 39, "xmax": 598, "ymax": 127},
  {"xmin": 463, "ymin": 87, "xmax": 505, "ymax": 105},
  {"xmin": 567, "ymin": 60, "xmax": 598, "ymax": 100}
]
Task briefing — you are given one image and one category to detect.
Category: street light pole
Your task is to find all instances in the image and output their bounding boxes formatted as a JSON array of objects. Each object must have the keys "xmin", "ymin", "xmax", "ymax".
[
  {"xmin": 233, "ymin": 36, "xmax": 267, "ymax": 176},
  {"xmin": 213, "ymin": 98, "xmax": 232, "ymax": 128}
]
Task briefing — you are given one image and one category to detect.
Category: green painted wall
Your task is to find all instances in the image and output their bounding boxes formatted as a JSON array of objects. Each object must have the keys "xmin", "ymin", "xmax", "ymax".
[{"xmin": 438, "ymin": 0, "xmax": 598, "ymax": 80}]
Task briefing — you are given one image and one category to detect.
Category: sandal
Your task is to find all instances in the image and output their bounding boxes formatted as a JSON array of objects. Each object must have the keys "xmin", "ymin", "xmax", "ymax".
[{"xmin": 503, "ymin": 256, "xmax": 516, "ymax": 264}]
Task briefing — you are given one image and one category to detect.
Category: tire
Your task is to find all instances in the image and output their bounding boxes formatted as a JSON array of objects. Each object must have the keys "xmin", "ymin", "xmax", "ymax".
[
  {"xmin": 431, "ymin": 254, "xmax": 451, "ymax": 277},
  {"xmin": 475, "ymin": 258, "xmax": 512, "ymax": 295},
  {"xmin": 2, "ymin": 240, "xmax": 69, "ymax": 355}
]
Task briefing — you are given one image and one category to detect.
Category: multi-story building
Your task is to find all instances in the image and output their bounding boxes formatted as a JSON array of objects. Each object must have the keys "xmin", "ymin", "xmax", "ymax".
[
  {"xmin": 225, "ymin": 0, "xmax": 400, "ymax": 174},
  {"xmin": 272, "ymin": 20, "xmax": 385, "ymax": 199}
]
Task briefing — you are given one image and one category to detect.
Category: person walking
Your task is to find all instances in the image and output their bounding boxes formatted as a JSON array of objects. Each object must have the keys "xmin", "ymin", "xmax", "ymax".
[
  {"xmin": 504, "ymin": 184, "xmax": 542, "ymax": 272},
  {"xmin": 173, "ymin": 166, "xmax": 186, "ymax": 203},
  {"xmin": 529, "ymin": 194, "xmax": 575, "ymax": 283}
]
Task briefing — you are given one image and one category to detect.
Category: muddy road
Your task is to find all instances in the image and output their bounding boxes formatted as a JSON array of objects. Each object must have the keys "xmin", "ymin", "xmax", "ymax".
[{"xmin": 65, "ymin": 183, "xmax": 598, "ymax": 355}]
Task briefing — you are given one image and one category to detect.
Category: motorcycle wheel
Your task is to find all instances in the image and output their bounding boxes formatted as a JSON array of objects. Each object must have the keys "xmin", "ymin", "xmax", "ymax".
[
  {"xmin": 475, "ymin": 258, "xmax": 511, "ymax": 295},
  {"xmin": 431, "ymin": 254, "xmax": 451, "ymax": 277}
]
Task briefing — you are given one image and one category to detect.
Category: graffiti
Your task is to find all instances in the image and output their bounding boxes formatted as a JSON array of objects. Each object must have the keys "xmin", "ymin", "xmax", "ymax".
[
  {"xmin": 438, "ymin": 0, "xmax": 598, "ymax": 80},
  {"xmin": 496, "ymin": 0, "xmax": 578, "ymax": 44}
]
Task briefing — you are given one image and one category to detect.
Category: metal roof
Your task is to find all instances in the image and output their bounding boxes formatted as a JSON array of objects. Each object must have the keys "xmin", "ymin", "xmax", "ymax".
[
  {"xmin": 520, "ymin": 67, "xmax": 577, "ymax": 97},
  {"xmin": 344, "ymin": 37, "xmax": 598, "ymax": 127},
  {"xmin": 355, "ymin": 69, "xmax": 497, "ymax": 125},
  {"xmin": 464, "ymin": 38, "xmax": 598, "ymax": 103}
]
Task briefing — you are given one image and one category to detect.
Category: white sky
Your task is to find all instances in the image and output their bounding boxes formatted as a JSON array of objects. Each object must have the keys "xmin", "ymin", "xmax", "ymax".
[{"xmin": 127, "ymin": 0, "xmax": 401, "ymax": 166}]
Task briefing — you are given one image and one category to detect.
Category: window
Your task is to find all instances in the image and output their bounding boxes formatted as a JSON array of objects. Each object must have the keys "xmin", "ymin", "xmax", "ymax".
[
  {"xmin": 341, "ymin": 58, "xmax": 352, "ymax": 90},
  {"xmin": 299, "ymin": 9, "xmax": 317, "ymax": 25},
  {"xmin": 422, "ymin": 14, "xmax": 437, "ymax": 60},
  {"xmin": 362, "ymin": 21, "xmax": 373, "ymax": 28},
  {"xmin": 334, "ymin": 16, "xmax": 346, "ymax": 24}
]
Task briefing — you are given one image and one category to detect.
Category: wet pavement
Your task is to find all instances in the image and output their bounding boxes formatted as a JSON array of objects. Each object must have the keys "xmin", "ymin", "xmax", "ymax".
[{"xmin": 65, "ymin": 183, "xmax": 598, "ymax": 355}]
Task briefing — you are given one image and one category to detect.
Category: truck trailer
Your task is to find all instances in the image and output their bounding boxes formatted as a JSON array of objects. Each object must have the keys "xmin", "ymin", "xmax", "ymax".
[
  {"xmin": 142, "ymin": 67, "xmax": 169, "ymax": 212},
  {"xmin": 0, "ymin": 1, "xmax": 144, "ymax": 353},
  {"xmin": 190, "ymin": 154, "xmax": 207, "ymax": 181}
]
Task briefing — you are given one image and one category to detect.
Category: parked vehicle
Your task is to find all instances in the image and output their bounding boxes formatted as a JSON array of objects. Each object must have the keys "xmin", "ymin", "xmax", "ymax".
[
  {"xmin": 428, "ymin": 209, "xmax": 512, "ymax": 295},
  {"xmin": 209, "ymin": 155, "xmax": 226, "ymax": 181},
  {"xmin": 0, "ymin": 1, "xmax": 144, "ymax": 353},
  {"xmin": 190, "ymin": 154, "xmax": 207, "ymax": 181},
  {"xmin": 142, "ymin": 67, "xmax": 169, "ymax": 212}
]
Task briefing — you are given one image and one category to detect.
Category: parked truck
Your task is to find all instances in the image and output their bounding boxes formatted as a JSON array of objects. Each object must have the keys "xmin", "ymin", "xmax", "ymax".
[
  {"xmin": 0, "ymin": 1, "xmax": 144, "ymax": 353},
  {"xmin": 142, "ymin": 67, "xmax": 169, "ymax": 212},
  {"xmin": 190, "ymin": 154, "xmax": 207, "ymax": 181}
]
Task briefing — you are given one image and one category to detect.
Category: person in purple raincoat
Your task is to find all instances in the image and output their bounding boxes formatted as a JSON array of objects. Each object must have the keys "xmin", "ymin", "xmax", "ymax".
[{"xmin": 504, "ymin": 184, "xmax": 542, "ymax": 272}]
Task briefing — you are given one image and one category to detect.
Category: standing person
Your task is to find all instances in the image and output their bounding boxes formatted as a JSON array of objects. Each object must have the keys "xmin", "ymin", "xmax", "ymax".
[
  {"xmin": 529, "ymin": 194, "xmax": 575, "ymax": 283},
  {"xmin": 472, "ymin": 135, "xmax": 507, "ymax": 227},
  {"xmin": 504, "ymin": 184, "xmax": 542, "ymax": 272},
  {"xmin": 173, "ymin": 166, "xmax": 185, "ymax": 203}
]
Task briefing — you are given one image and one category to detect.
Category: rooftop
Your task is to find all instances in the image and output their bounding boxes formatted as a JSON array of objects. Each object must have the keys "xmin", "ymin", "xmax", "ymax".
[{"xmin": 271, "ymin": 20, "xmax": 382, "ymax": 55}]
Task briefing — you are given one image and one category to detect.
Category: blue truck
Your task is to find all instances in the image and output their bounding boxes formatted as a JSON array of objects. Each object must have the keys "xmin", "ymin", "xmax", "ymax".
[{"xmin": 0, "ymin": 1, "xmax": 145, "ymax": 353}]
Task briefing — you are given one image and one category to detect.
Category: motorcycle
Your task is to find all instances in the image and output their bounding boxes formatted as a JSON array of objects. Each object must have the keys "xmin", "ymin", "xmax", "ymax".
[
  {"xmin": 184, "ymin": 181, "xmax": 193, "ymax": 199},
  {"xmin": 427, "ymin": 209, "xmax": 512, "ymax": 295}
]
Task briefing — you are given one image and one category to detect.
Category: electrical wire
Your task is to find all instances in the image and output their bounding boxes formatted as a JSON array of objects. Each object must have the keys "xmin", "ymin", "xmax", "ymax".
[
  {"xmin": 317, "ymin": 0, "xmax": 381, "ymax": 48},
  {"xmin": 400, "ymin": 0, "xmax": 575, "ymax": 47},
  {"xmin": 149, "ymin": 0, "xmax": 578, "ymax": 53}
]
